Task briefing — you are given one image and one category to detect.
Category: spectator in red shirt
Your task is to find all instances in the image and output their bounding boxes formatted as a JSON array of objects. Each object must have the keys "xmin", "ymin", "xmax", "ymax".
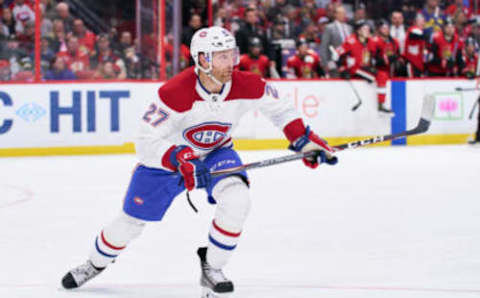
[
  {"xmin": 335, "ymin": 19, "xmax": 394, "ymax": 115},
  {"xmin": 72, "ymin": 18, "xmax": 96, "ymax": 55},
  {"xmin": 238, "ymin": 37, "xmax": 271, "ymax": 78},
  {"xmin": 286, "ymin": 38, "xmax": 324, "ymax": 79},
  {"xmin": 453, "ymin": 10, "xmax": 471, "ymax": 41},
  {"xmin": 334, "ymin": 20, "xmax": 374, "ymax": 81},
  {"xmin": 460, "ymin": 36, "xmax": 479, "ymax": 78},
  {"xmin": 404, "ymin": 14, "xmax": 426, "ymax": 77},
  {"xmin": 57, "ymin": 36, "xmax": 90, "ymax": 74},
  {"xmin": 445, "ymin": 0, "xmax": 472, "ymax": 19},
  {"xmin": 369, "ymin": 19, "xmax": 400, "ymax": 113},
  {"xmin": 426, "ymin": 17, "xmax": 464, "ymax": 77},
  {"xmin": 91, "ymin": 34, "xmax": 126, "ymax": 79}
]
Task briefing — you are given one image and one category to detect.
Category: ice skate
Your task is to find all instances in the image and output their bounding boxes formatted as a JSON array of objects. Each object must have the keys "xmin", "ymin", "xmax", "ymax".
[
  {"xmin": 197, "ymin": 247, "xmax": 234, "ymax": 297},
  {"xmin": 468, "ymin": 138, "xmax": 480, "ymax": 145},
  {"xmin": 61, "ymin": 260, "xmax": 104, "ymax": 289},
  {"xmin": 378, "ymin": 103, "xmax": 395, "ymax": 117}
]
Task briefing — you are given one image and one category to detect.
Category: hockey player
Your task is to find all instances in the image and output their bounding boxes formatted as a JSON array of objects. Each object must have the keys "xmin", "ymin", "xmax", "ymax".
[
  {"xmin": 460, "ymin": 36, "xmax": 479, "ymax": 79},
  {"xmin": 470, "ymin": 103, "xmax": 480, "ymax": 145},
  {"xmin": 404, "ymin": 14, "xmax": 426, "ymax": 78},
  {"xmin": 426, "ymin": 18, "xmax": 464, "ymax": 77},
  {"xmin": 368, "ymin": 19, "xmax": 400, "ymax": 115},
  {"xmin": 286, "ymin": 38, "xmax": 325, "ymax": 79},
  {"xmin": 60, "ymin": 26, "xmax": 338, "ymax": 297},
  {"xmin": 333, "ymin": 19, "xmax": 394, "ymax": 116},
  {"xmin": 237, "ymin": 37, "xmax": 271, "ymax": 78}
]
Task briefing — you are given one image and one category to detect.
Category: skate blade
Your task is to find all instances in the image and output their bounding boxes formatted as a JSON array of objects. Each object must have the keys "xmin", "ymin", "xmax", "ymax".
[
  {"xmin": 201, "ymin": 287, "xmax": 232, "ymax": 298},
  {"xmin": 378, "ymin": 112, "xmax": 395, "ymax": 118}
]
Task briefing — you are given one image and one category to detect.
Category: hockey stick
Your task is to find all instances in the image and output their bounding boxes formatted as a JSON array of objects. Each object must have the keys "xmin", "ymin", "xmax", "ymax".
[
  {"xmin": 454, "ymin": 87, "xmax": 480, "ymax": 119},
  {"xmin": 468, "ymin": 96, "xmax": 479, "ymax": 120},
  {"xmin": 455, "ymin": 87, "xmax": 479, "ymax": 92},
  {"xmin": 349, "ymin": 79, "xmax": 363, "ymax": 111},
  {"xmin": 211, "ymin": 94, "xmax": 435, "ymax": 177}
]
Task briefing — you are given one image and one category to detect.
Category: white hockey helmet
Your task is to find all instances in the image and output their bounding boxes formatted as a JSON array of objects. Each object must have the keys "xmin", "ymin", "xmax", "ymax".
[{"xmin": 190, "ymin": 26, "xmax": 239, "ymax": 73}]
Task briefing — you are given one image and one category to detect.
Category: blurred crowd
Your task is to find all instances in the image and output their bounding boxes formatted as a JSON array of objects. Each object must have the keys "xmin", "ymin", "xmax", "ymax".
[
  {"xmin": 0, "ymin": 0, "xmax": 140, "ymax": 81},
  {"xmin": 200, "ymin": 0, "xmax": 480, "ymax": 80},
  {"xmin": 2, "ymin": 0, "xmax": 480, "ymax": 81}
]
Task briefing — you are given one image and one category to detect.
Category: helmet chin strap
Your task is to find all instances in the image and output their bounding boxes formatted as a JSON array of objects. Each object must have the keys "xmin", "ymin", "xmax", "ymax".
[
  {"xmin": 206, "ymin": 71, "xmax": 224, "ymax": 86},
  {"xmin": 195, "ymin": 64, "xmax": 224, "ymax": 88}
]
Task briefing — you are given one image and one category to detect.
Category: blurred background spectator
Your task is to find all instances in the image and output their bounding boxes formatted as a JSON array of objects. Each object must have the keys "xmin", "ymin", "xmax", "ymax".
[
  {"xmin": 320, "ymin": 4, "xmax": 352, "ymax": 77},
  {"xmin": 390, "ymin": 11, "xmax": 407, "ymax": 54},
  {"xmin": 182, "ymin": 13, "xmax": 203, "ymax": 48},
  {"xmin": 1, "ymin": 0, "xmax": 480, "ymax": 82},
  {"xmin": 44, "ymin": 55, "xmax": 75, "ymax": 80}
]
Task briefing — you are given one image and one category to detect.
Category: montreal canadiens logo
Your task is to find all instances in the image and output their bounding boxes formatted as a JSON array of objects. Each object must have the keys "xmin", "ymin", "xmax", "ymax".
[{"xmin": 183, "ymin": 122, "xmax": 232, "ymax": 150}]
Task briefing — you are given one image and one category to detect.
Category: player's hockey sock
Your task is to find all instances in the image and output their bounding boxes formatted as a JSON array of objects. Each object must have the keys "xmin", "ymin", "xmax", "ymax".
[
  {"xmin": 207, "ymin": 177, "xmax": 250, "ymax": 269},
  {"xmin": 377, "ymin": 93, "xmax": 386, "ymax": 105},
  {"xmin": 89, "ymin": 229, "xmax": 126, "ymax": 268},
  {"xmin": 207, "ymin": 219, "xmax": 242, "ymax": 269},
  {"xmin": 89, "ymin": 212, "xmax": 145, "ymax": 268}
]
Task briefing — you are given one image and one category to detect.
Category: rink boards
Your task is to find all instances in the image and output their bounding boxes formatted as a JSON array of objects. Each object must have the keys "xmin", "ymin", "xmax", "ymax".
[{"xmin": 0, "ymin": 79, "xmax": 477, "ymax": 156}]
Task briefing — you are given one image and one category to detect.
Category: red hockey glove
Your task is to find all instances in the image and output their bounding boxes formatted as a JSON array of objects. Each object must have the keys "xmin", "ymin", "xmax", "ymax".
[
  {"xmin": 289, "ymin": 126, "xmax": 338, "ymax": 169},
  {"xmin": 170, "ymin": 146, "xmax": 211, "ymax": 191}
]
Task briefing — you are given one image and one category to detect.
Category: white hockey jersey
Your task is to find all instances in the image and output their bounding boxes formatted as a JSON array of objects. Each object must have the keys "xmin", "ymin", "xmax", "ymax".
[{"xmin": 135, "ymin": 67, "xmax": 307, "ymax": 171}]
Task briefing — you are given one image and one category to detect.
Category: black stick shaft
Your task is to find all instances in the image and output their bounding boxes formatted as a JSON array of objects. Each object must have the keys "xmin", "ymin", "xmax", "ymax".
[
  {"xmin": 469, "ymin": 98, "xmax": 479, "ymax": 120},
  {"xmin": 211, "ymin": 118, "xmax": 431, "ymax": 177},
  {"xmin": 349, "ymin": 80, "xmax": 362, "ymax": 111}
]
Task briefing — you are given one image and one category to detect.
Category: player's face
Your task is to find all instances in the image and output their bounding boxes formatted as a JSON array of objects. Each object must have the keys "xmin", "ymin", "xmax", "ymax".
[
  {"xmin": 298, "ymin": 44, "xmax": 308, "ymax": 56},
  {"xmin": 358, "ymin": 25, "xmax": 370, "ymax": 39},
  {"xmin": 250, "ymin": 46, "xmax": 261, "ymax": 57},
  {"xmin": 467, "ymin": 44, "xmax": 475, "ymax": 55},
  {"xmin": 211, "ymin": 49, "xmax": 237, "ymax": 83},
  {"xmin": 444, "ymin": 24, "xmax": 455, "ymax": 37},
  {"xmin": 379, "ymin": 24, "xmax": 389, "ymax": 37}
]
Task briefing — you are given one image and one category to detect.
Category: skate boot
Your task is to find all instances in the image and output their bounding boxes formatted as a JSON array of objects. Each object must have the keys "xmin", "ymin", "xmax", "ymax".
[
  {"xmin": 61, "ymin": 260, "xmax": 104, "ymax": 289},
  {"xmin": 197, "ymin": 247, "xmax": 234, "ymax": 297},
  {"xmin": 468, "ymin": 138, "xmax": 480, "ymax": 145},
  {"xmin": 378, "ymin": 103, "xmax": 395, "ymax": 117}
]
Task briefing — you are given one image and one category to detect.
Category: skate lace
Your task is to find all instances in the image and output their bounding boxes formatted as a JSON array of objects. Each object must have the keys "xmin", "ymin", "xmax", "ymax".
[{"xmin": 71, "ymin": 261, "xmax": 99, "ymax": 283}]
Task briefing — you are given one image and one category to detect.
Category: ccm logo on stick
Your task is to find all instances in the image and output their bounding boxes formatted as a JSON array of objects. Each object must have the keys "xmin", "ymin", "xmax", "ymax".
[{"xmin": 347, "ymin": 136, "xmax": 384, "ymax": 149}]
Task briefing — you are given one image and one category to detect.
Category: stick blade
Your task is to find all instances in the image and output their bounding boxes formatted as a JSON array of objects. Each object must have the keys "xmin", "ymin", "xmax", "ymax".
[{"xmin": 421, "ymin": 94, "xmax": 435, "ymax": 121}]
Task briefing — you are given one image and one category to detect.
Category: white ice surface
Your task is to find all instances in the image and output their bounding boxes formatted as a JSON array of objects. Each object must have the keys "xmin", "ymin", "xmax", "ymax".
[{"xmin": 1, "ymin": 145, "xmax": 479, "ymax": 298}]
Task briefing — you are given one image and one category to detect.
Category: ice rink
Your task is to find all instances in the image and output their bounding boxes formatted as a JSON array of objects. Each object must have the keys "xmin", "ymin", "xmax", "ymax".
[{"xmin": 1, "ymin": 145, "xmax": 479, "ymax": 298}]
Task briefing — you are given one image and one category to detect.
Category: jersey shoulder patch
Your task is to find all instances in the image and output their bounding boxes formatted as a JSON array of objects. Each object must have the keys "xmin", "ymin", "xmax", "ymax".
[
  {"xmin": 225, "ymin": 70, "xmax": 267, "ymax": 101},
  {"xmin": 158, "ymin": 67, "xmax": 200, "ymax": 112},
  {"xmin": 347, "ymin": 36, "xmax": 356, "ymax": 44}
]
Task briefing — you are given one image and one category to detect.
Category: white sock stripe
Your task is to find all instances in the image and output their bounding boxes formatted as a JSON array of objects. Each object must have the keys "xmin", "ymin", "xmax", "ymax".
[{"xmin": 376, "ymin": 88, "xmax": 387, "ymax": 94}]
